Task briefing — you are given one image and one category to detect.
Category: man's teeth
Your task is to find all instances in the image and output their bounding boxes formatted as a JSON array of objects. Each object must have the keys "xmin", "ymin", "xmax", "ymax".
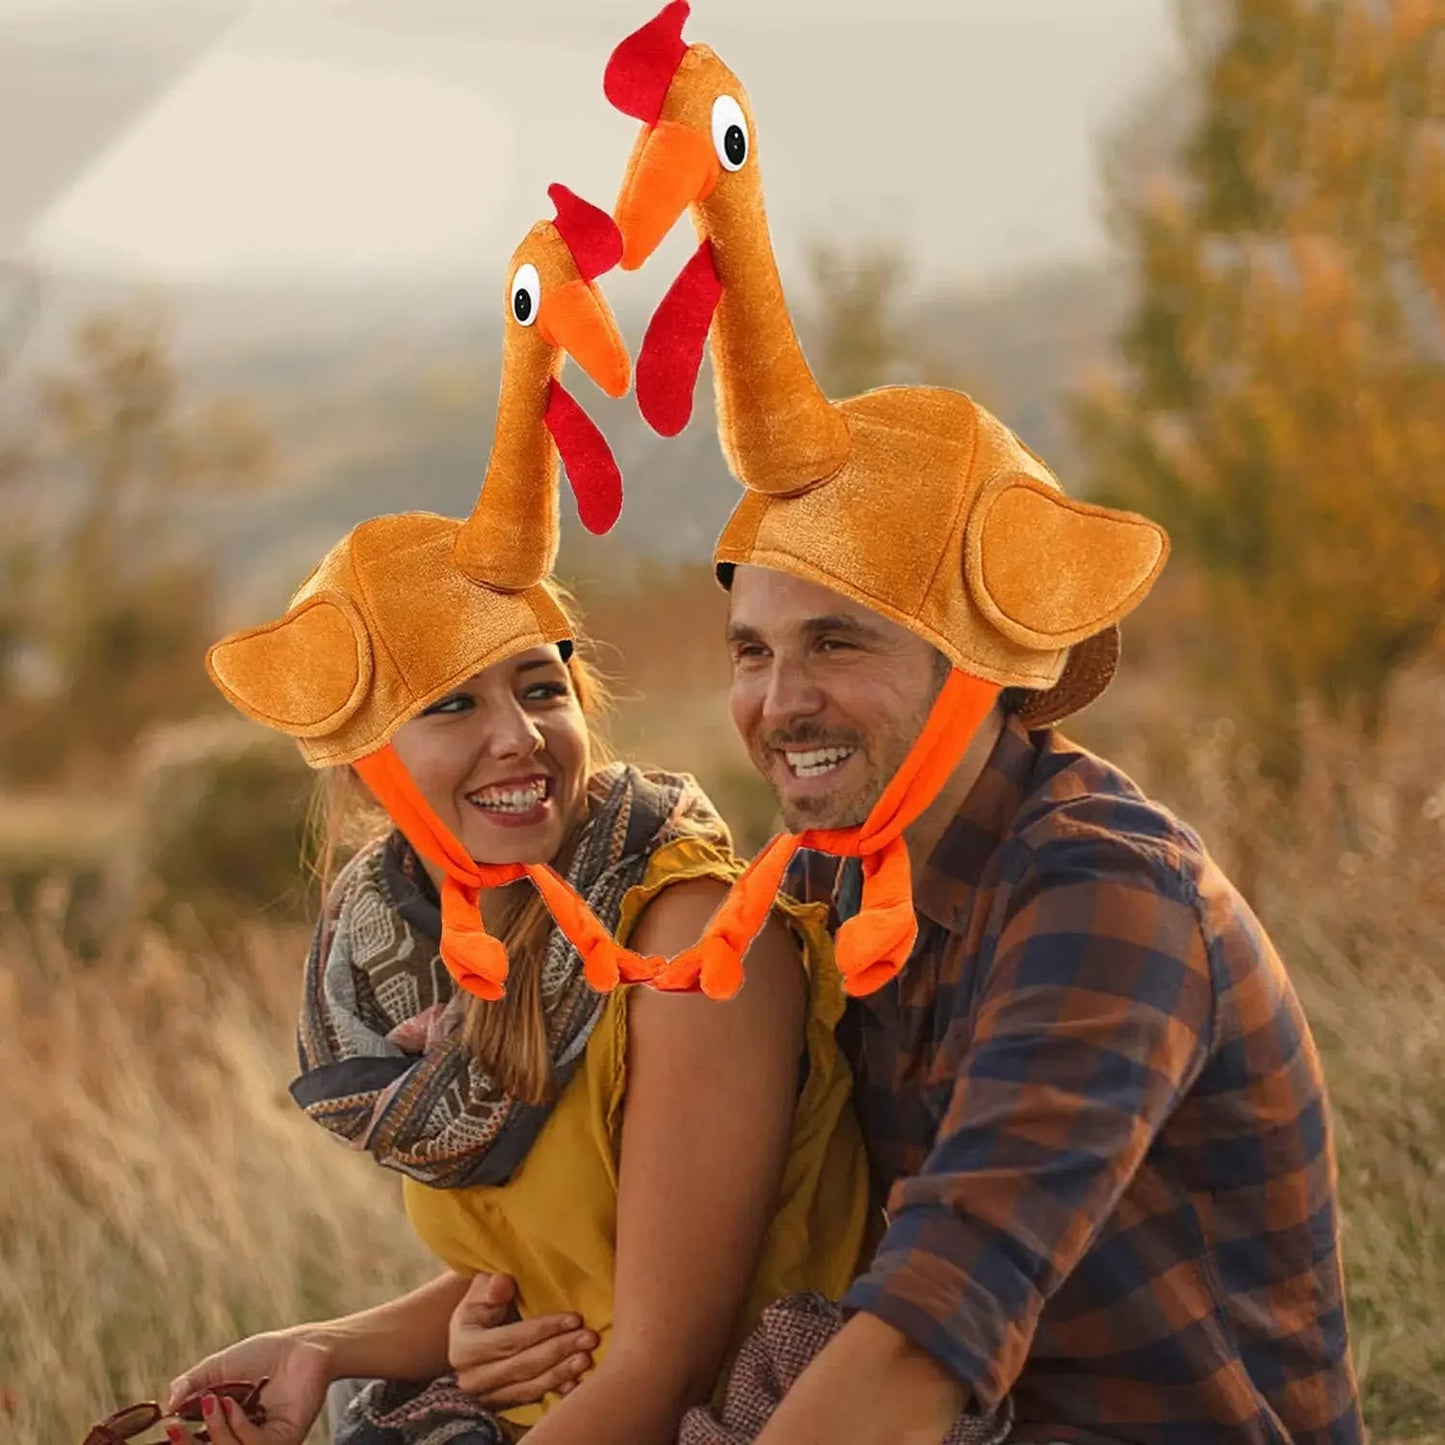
[
  {"xmin": 468, "ymin": 781, "xmax": 548, "ymax": 813},
  {"xmin": 783, "ymin": 746, "xmax": 855, "ymax": 779}
]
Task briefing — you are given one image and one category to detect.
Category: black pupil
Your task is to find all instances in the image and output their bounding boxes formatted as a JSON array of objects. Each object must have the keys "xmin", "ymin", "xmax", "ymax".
[
  {"xmin": 724, "ymin": 124, "xmax": 746, "ymax": 165},
  {"xmin": 513, "ymin": 288, "xmax": 532, "ymax": 322}
]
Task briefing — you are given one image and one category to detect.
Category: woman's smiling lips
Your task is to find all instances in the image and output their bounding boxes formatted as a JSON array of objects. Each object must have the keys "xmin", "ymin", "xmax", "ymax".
[{"xmin": 464, "ymin": 773, "xmax": 554, "ymax": 829}]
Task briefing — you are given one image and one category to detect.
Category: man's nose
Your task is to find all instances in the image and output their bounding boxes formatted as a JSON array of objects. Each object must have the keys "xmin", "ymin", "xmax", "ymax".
[{"xmin": 760, "ymin": 662, "xmax": 825, "ymax": 731}]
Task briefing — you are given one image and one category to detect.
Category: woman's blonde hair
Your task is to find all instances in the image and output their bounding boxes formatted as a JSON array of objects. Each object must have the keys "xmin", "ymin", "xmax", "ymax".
[{"xmin": 306, "ymin": 593, "xmax": 616, "ymax": 1104}]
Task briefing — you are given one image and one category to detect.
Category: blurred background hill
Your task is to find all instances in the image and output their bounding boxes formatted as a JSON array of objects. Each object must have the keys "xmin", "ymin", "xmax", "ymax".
[{"xmin": 6, "ymin": 253, "xmax": 1130, "ymax": 623}]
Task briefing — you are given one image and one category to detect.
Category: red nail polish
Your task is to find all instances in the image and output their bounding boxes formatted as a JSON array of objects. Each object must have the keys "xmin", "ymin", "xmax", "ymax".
[{"xmin": 202, "ymin": 1393, "xmax": 217, "ymax": 1416}]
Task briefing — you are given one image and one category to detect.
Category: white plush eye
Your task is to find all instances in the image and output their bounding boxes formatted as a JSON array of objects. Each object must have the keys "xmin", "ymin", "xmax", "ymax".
[
  {"xmin": 711, "ymin": 94, "xmax": 749, "ymax": 172},
  {"xmin": 510, "ymin": 263, "xmax": 541, "ymax": 326}
]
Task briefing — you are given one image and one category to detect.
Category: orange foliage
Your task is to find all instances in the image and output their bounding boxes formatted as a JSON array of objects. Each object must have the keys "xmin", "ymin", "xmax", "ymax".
[{"xmin": 1078, "ymin": 0, "xmax": 1445, "ymax": 775}]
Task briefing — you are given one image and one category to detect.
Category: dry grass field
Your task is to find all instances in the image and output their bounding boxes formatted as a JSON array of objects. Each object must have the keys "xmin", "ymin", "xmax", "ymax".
[{"xmin": 1, "ymin": 579, "xmax": 1441, "ymax": 1442}]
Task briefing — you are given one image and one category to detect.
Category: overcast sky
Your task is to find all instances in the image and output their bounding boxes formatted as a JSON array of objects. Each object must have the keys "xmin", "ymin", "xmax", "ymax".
[{"xmin": 4, "ymin": 0, "xmax": 1180, "ymax": 292}]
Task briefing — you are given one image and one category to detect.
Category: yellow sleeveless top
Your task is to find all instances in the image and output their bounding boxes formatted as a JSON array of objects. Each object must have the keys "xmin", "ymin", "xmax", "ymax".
[{"xmin": 404, "ymin": 836, "xmax": 870, "ymax": 1431}]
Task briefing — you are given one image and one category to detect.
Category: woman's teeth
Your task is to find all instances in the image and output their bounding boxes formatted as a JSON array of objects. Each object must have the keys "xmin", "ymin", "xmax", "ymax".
[
  {"xmin": 784, "ymin": 746, "xmax": 855, "ymax": 779},
  {"xmin": 467, "ymin": 780, "xmax": 549, "ymax": 814}
]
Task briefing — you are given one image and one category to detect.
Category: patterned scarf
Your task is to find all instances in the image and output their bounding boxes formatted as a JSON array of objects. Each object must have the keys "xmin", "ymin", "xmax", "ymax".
[{"xmin": 290, "ymin": 762, "xmax": 727, "ymax": 1189}]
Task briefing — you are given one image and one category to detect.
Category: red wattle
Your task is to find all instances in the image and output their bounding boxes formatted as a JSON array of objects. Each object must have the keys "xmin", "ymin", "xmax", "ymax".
[
  {"xmin": 636, "ymin": 239, "xmax": 722, "ymax": 438},
  {"xmin": 545, "ymin": 382, "xmax": 623, "ymax": 534}
]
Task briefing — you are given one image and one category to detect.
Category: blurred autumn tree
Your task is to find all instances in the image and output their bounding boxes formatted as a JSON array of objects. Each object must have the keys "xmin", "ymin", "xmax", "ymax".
[
  {"xmin": 803, "ymin": 240, "xmax": 917, "ymax": 398},
  {"xmin": 802, "ymin": 238, "xmax": 1001, "ymax": 409},
  {"xmin": 0, "ymin": 435, "xmax": 33, "ymax": 716},
  {"xmin": 1, "ymin": 305, "xmax": 271, "ymax": 782},
  {"xmin": 1075, "ymin": 0, "xmax": 1445, "ymax": 783},
  {"xmin": 0, "ymin": 264, "xmax": 40, "ymax": 725}
]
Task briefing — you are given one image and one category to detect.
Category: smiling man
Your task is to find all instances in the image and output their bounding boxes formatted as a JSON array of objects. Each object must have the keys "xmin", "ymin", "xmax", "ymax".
[
  {"xmin": 681, "ymin": 263, "xmax": 1369, "ymax": 1439},
  {"xmin": 594, "ymin": 6, "xmax": 1362, "ymax": 1432},
  {"xmin": 716, "ymin": 539, "xmax": 1367, "ymax": 1445},
  {"xmin": 439, "ymin": 7, "xmax": 1367, "ymax": 1439},
  {"xmin": 728, "ymin": 584, "xmax": 953, "ymax": 830},
  {"xmin": 686, "ymin": 250, "xmax": 1364, "ymax": 1438}
]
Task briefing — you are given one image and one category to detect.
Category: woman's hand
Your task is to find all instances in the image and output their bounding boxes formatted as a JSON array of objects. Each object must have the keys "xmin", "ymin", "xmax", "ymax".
[
  {"xmin": 163, "ymin": 1332, "xmax": 332, "ymax": 1445},
  {"xmin": 449, "ymin": 1272, "xmax": 597, "ymax": 1407}
]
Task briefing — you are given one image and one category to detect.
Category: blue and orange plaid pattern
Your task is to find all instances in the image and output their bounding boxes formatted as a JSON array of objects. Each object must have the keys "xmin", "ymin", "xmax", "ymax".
[{"xmin": 788, "ymin": 718, "xmax": 1363, "ymax": 1443}]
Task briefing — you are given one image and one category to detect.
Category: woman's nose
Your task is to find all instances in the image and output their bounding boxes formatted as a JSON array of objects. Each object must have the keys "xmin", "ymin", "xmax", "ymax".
[{"xmin": 482, "ymin": 703, "xmax": 544, "ymax": 759}]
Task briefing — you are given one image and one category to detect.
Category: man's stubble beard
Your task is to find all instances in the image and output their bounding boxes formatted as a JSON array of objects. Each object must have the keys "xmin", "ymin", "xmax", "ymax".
[
  {"xmin": 777, "ymin": 764, "xmax": 883, "ymax": 833},
  {"xmin": 779, "ymin": 795, "xmax": 864, "ymax": 833},
  {"xmin": 770, "ymin": 667, "xmax": 949, "ymax": 832}
]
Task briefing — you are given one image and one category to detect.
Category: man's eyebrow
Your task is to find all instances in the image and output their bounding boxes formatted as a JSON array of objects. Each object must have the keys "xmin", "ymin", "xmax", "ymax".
[
  {"xmin": 726, "ymin": 621, "xmax": 765, "ymax": 645},
  {"xmin": 803, "ymin": 614, "xmax": 886, "ymax": 643}
]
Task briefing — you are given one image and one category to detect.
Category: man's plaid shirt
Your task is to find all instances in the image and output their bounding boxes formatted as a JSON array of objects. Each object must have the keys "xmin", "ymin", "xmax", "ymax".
[{"xmin": 786, "ymin": 718, "xmax": 1363, "ymax": 1443}]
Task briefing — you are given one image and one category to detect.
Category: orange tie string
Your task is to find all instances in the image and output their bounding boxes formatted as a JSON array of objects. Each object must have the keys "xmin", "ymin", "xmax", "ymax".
[
  {"xmin": 352, "ymin": 749, "xmax": 667, "ymax": 1000},
  {"xmin": 353, "ymin": 668, "xmax": 997, "ymax": 1004},
  {"xmin": 651, "ymin": 668, "xmax": 1000, "ymax": 999}
]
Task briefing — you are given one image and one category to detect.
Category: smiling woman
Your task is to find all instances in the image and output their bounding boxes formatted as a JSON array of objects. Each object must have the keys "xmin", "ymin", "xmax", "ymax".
[
  {"xmin": 149, "ymin": 182, "xmax": 869, "ymax": 1445},
  {"xmin": 424, "ymin": 642, "xmax": 600, "ymax": 1109},
  {"xmin": 307, "ymin": 614, "xmax": 615, "ymax": 1108},
  {"xmin": 392, "ymin": 647, "xmax": 593, "ymax": 863}
]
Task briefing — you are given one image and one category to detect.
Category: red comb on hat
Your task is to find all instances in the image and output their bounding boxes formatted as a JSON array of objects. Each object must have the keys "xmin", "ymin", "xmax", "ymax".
[
  {"xmin": 548, "ymin": 184, "xmax": 623, "ymax": 281},
  {"xmin": 605, "ymin": 1, "xmax": 690, "ymax": 124}
]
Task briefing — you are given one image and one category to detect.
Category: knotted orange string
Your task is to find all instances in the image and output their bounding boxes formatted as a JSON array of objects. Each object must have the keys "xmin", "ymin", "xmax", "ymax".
[
  {"xmin": 352, "ymin": 749, "xmax": 667, "ymax": 1000},
  {"xmin": 649, "ymin": 669, "xmax": 1000, "ymax": 999},
  {"xmin": 353, "ymin": 668, "xmax": 996, "ymax": 1004}
]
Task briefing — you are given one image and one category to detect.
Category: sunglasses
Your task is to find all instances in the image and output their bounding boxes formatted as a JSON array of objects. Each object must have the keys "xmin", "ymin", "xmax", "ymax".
[{"xmin": 82, "ymin": 1378, "xmax": 268, "ymax": 1445}]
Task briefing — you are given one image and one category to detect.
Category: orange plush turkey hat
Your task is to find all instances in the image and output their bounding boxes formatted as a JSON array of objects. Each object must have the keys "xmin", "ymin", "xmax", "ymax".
[
  {"xmin": 206, "ymin": 186, "xmax": 668, "ymax": 1003},
  {"xmin": 601, "ymin": 4, "xmax": 1171, "ymax": 996}
]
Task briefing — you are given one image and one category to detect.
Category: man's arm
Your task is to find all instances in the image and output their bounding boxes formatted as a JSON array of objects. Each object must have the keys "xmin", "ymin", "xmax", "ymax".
[
  {"xmin": 765, "ymin": 835, "xmax": 1214, "ymax": 1442},
  {"xmin": 756, "ymin": 1311, "xmax": 965, "ymax": 1445}
]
